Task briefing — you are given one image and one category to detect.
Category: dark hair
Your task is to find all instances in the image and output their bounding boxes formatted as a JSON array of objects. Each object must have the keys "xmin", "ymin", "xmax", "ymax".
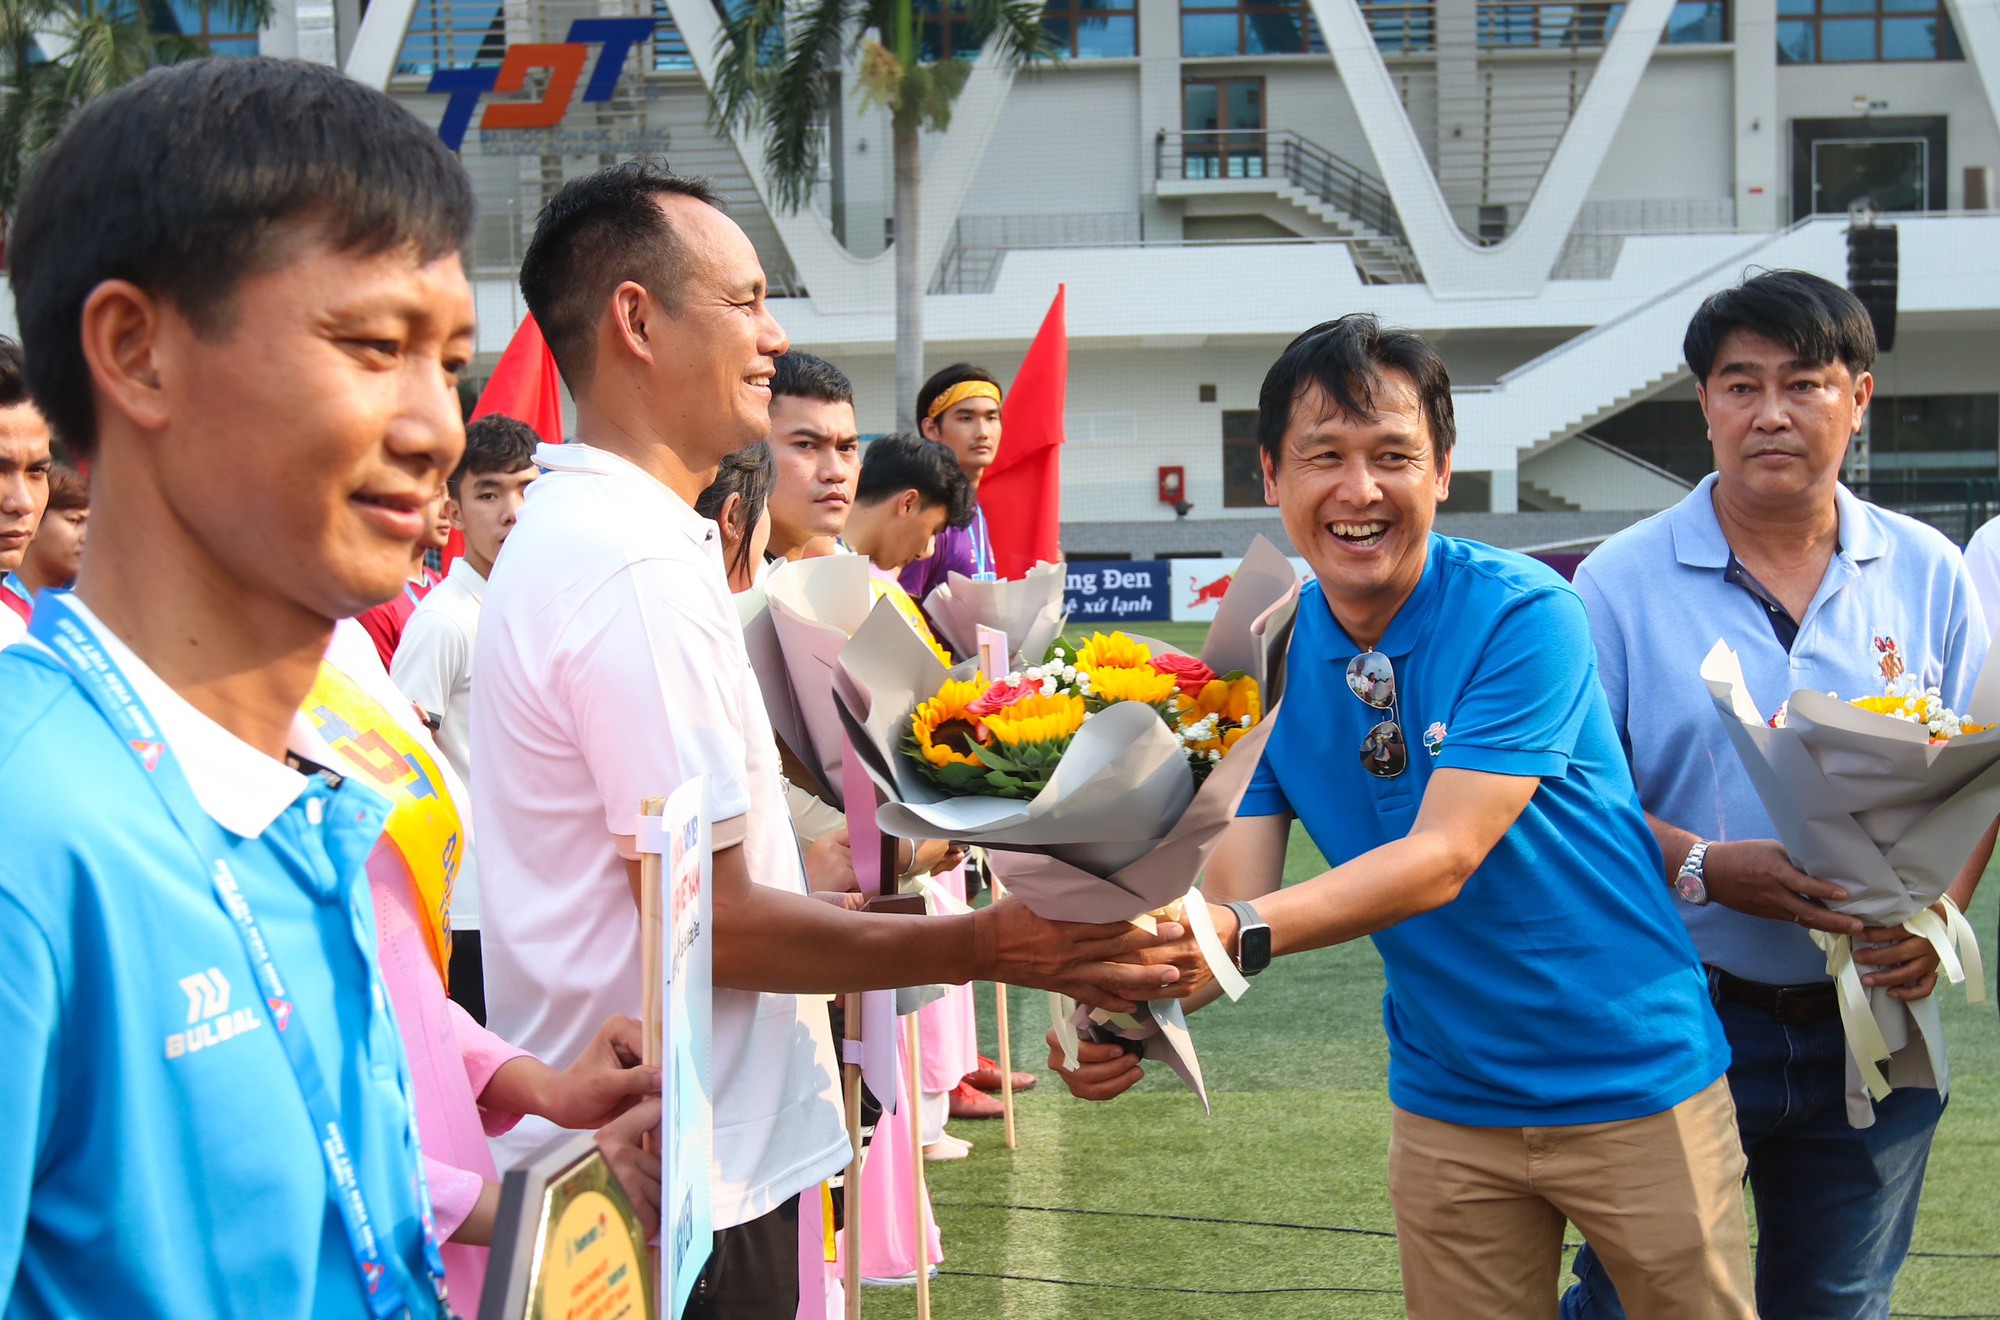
[
  {"xmin": 916, "ymin": 362, "xmax": 999, "ymax": 427},
  {"xmin": 1683, "ymin": 269, "xmax": 1877, "ymax": 383},
  {"xmin": 450, "ymin": 414, "xmax": 540, "ymax": 500},
  {"xmin": 519, "ymin": 160, "xmax": 725, "ymax": 391},
  {"xmin": 45, "ymin": 461, "xmax": 88, "ymax": 514},
  {"xmin": 856, "ymin": 432, "xmax": 974, "ymax": 527},
  {"xmin": 772, "ymin": 350, "xmax": 853, "ymax": 406},
  {"xmin": 695, "ymin": 441, "xmax": 774, "ymax": 582},
  {"xmin": 10, "ymin": 58, "xmax": 474, "ymax": 456},
  {"xmin": 0, "ymin": 336, "xmax": 26, "ymax": 408},
  {"xmin": 1256, "ymin": 315, "xmax": 1456, "ymax": 463}
]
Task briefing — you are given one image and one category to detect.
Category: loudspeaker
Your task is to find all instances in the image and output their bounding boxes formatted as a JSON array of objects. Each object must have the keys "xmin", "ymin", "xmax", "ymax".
[{"xmin": 1846, "ymin": 223, "xmax": 1898, "ymax": 354}]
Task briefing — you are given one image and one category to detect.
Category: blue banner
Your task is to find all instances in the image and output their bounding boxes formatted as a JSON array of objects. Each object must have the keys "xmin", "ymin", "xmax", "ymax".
[{"xmin": 1065, "ymin": 560, "xmax": 1172, "ymax": 624}]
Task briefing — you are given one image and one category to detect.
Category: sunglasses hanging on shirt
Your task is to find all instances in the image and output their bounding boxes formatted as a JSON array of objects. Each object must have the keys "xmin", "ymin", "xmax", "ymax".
[{"xmin": 1346, "ymin": 650, "xmax": 1406, "ymax": 779}]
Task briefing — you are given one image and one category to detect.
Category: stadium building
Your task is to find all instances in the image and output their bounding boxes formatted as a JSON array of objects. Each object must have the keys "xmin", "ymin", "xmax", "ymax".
[{"xmin": 31, "ymin": 0, "xmax": 2000, "ymax": 555}]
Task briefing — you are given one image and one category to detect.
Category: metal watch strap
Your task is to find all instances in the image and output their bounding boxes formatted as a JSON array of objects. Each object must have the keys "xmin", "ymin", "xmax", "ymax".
[{"xmin": 1677, "ymin": 839, "xmax": 1713, "ymax": 906}]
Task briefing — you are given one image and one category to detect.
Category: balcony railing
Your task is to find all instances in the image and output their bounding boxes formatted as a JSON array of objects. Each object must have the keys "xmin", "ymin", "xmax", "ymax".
[{"xmin": 1155, "ymin": 130, "xmax": 1405, "ymax": 247}]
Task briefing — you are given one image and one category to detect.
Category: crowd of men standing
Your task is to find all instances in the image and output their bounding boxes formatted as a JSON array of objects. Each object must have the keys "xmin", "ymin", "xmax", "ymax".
[{"xmin": 0, "ymin": 53, "xmax": 1994, "ymax": 1320}]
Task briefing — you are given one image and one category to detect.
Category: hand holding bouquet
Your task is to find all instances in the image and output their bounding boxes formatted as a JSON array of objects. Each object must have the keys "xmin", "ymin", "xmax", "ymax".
[
  {"xmin": 835, "ymin": 538, "xmax": 1302, "ymax": 1106},
  {"xmin": 1703, "ymin": 640, "xmax": 1993, "ymax": 1127}
]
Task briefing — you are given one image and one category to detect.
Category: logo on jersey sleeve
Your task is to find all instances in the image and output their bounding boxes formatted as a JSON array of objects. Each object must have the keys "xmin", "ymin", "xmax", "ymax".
[
  {"xmin": 1423, "ymin": 722, "xmax": 1448, "ymax": 757},
  {"xmin": 165, "ymin": 967, "xmax": 262, "ymax": 1059}
]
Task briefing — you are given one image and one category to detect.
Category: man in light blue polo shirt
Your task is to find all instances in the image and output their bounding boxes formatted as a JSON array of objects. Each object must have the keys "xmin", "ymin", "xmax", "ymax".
[
  {"xmin": 1053, "ymin": 316, "xmax": 1752, "ymax": 1320},
  {"xmin": 1568, "ymin": 270, "xmax": 1989, "ymax": 1320},
  {"xmin": 0, "ymin": 61, "xmax": 476, "ymax": 1317}
]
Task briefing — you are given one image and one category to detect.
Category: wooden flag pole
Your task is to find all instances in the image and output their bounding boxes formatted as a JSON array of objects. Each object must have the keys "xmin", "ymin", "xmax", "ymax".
[
  {"xmin": 988, "ymin": 859, "xmax": 1018, "ymax": 1150},
  {"xmin": 905, "ymin": 1012, "xmax": 933, "ymax": 1320},
  {"xmin": 637, "ymin": 796, "xmax": 666, "ymax": 1283},
  {"xmin": 842, "ymin": 994, "xmax": 863, "ymax": 1320}
]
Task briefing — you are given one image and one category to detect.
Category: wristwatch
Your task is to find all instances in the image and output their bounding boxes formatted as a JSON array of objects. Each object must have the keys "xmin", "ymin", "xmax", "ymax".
[
  {"xmin": 1674, "ymin": 840, "xmax": 1713, "ymax": 906},
  {"xmin": 1226, "ymin": 901, "xmax": 1272, "ymax": 976}
]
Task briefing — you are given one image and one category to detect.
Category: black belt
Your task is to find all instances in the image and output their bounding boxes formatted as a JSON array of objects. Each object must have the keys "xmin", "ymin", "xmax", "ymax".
[{"xmin": 1708, "ymin": 966, "xmax": 1840, "ymax": 1025}]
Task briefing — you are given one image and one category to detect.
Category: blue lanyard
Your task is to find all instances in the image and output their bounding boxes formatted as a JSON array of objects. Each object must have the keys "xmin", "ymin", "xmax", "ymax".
[
  {"xmin": 969, "ymin": 507, "xmax": 997, "ymax": 582},
  {"xmin": 28, "ymin": 594, "xmax": 451, "ymax": 1320}
]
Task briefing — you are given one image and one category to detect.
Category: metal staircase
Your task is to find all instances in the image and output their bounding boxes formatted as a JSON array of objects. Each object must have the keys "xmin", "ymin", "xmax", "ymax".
[{"xmin": 1154, "ymin": 130, "xmax": 1421, "ymax": 283}]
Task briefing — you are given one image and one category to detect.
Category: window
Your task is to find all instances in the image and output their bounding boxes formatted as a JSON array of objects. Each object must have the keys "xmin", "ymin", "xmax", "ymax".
[
  {"xmin": 159, "ymin": 0, "xmax": 261, "ymax": 56},
  {"xmin": 1790, "ymin": 116, "xmax": 1946, "ymax": 219},
  {"xmin": 915, "ymin": 1, "xmax": 988, "ymax": 61},
  {"xmin": 1363, "ymin": 0, "xmax": 1437, "ymax": 52},
  {"xmin": 1222, "ymin": 411, "xmax": 1265, "ymax": 508},
  {"xmin": 1870, "ymin": 395, "xmax": 2000, "ymax": 477},
  {"xmin": 397, "ymin": 0, "xmax": 507, "ymax": 76},
  {"xmin": 1042, "ymin": 0, "xmax": 1137, "ymax": 58},
  {"xmin": 1182, "ymin": 1, "xmax": 1325, "ymax": 58},
  {"xmin": 1777, "ymin": 0, "xmax": 1961, "ymax": 63},
  {"xmin": 654, "ymin": 0, "xmax": 694, "ymax": 70},
  {"xmin": 1475, "ymin": 0, "xmax": 1727, "ymax": 48}
]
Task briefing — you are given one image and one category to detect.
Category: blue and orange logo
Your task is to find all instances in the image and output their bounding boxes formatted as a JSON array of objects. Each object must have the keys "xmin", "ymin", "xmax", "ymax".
[{"xmin": 426, "ymin": 17, "xmax": 657, "ymax": 151}]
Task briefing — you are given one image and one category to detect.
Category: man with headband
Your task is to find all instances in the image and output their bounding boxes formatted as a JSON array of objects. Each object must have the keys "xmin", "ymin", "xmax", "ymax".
[{"xmin": 900, "ymin": 363, "xmax": 1002, "ymax": 601}]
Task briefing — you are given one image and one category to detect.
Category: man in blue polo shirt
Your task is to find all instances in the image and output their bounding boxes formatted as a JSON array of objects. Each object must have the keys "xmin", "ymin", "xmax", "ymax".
[
  {"xmin": 0, "ymin": 61, "xmax": 475, "ymax": 1316},
  {"xmin": 1567, "ymin": 271, "xmax": 1989, "ymax": 1320},
  {"xmin": 1054, "ymin": 315, "xmax": 1752, "ymax": 1319}
]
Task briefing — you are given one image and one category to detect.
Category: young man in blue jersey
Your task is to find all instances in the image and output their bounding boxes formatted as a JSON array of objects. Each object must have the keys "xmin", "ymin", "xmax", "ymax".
[
  {"xmin": 1053, "ymin": 316, "xmax": 1756, "ymax": 1319},
  {"xmin": 0, "ymin": 59, "xmax": 477, "ymax": 1317}
]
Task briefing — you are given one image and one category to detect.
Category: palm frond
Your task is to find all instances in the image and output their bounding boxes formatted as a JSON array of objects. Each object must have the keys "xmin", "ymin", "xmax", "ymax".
[{"xmin": 960, "ymin": 0, "xmax": 1059, "ymax": 69}]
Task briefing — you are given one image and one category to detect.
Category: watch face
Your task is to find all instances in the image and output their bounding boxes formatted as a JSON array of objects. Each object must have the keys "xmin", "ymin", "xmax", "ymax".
[
  {"xmin": 1673, "ymin": 869, "xmax": 1706, "ymax": 905},
  {"xmin": 1239, "ymin": 923, "xmax": 1273, "ymax": 973}
]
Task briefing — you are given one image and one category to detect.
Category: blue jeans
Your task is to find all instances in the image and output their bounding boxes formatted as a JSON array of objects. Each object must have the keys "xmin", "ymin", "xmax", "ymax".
[{"xmin": 1561, "ymin": 989, "xmax": 1943, "ymax": 1320}]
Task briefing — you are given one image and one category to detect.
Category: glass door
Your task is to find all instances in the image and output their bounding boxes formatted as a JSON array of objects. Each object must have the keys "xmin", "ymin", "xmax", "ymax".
[
  {"xmin": 1811, "ymin": 138, "xmax": 1928, "ymax": 214},
  {"xmin": 1182, "ymin": 78, "xmax": 1266, "ymax": 180}
]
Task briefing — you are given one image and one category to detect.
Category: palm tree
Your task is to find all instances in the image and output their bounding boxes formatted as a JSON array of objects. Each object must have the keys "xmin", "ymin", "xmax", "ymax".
[
  {"xmin": 714, "ymin": 1, "xmax": 1053, "ymax": 431},
  {"xmin": 0, "ymin": 0, "xmax": 272, "ymax": 220}
]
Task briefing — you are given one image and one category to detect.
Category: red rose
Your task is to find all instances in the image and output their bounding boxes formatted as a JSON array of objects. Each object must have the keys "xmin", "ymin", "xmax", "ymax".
[
  {"xmin": 967, "ymin": 676, "xmax": 1040, "ymax": 719},
  {"xmin": 1151, "ymin": 653, "xmax": 1218, "ymax": 699}
]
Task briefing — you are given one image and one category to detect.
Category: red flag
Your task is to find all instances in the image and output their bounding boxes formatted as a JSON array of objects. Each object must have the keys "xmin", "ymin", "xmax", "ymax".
[
  {"xmin": 446, "ymin": 314, "xmax": 564, "ymax": 568},
  {"xmin": 982, "ymin": 285, "xmax": 1066, "ymax": 579}
]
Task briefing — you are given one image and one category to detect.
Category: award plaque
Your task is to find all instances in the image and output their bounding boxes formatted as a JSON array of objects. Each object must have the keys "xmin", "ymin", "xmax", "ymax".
[{"xmin": 479, "ymin": 1132, "xmax": 655, "ymax": 1320}]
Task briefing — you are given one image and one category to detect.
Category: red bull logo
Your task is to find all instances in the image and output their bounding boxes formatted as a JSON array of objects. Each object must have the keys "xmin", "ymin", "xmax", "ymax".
[{"xmin": 1188, "ymin": 573, "xmax": 1234, "ymax": 609}]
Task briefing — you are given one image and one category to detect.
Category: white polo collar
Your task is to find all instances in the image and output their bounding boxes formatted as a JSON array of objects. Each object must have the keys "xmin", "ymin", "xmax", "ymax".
[
  {"xmin": 60, "ymin": 598, "xmax": 333, "ymax": 839},
  {"xmin": 443, "ymin": 555, "xmax": 487, "ymax": 602},
  {"xmin": 534, "ymin": 440, "xmax": 717, "ymax": 549}
]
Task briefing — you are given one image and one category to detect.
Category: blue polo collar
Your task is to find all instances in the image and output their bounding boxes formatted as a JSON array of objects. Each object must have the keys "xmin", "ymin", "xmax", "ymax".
[
  {"xmin": 1310, "ymin": 534, "xmax": 1445, "ymax": 663},
  {"xmin": 1669, "ymin": 473, "xmax": 1886, "ymax": 570}
]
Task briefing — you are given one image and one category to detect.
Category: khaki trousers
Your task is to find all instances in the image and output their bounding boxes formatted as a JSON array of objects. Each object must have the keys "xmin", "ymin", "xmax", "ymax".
[{"xmin": 1387, "ymin": 1077, "xmax": 1755, "ymax": 1320}]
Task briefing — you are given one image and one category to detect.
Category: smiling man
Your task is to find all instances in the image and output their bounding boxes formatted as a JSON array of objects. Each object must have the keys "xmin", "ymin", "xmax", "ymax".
[
  {"xmin": 475, "ymin": 161, "xmax": 1184, "ymax": 1319},
  {"xmin": 1054, "ymin": 315, "xmax": 1754, "ymax": 1319},
  {"xmin": 1566, "ymin": 270, "xmax": 1990, "ymax": 1320},
  {"xmin": 0, "ymin": 58, "xmax": 473, "ymax": 1316},
  {"xmin": 762, "ymin": 350, "xmax": 860, "ymax": 563}
]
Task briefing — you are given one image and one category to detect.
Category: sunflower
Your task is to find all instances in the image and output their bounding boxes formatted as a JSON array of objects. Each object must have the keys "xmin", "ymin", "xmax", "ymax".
[
  {"xmin": 982, "ymin": 693, "xmax": 1087, "ymax": 749},
  {"xmin": 911, "ymin": 676, "xmax": 990, "ymax": 768},
  {"xmin": 1089, "ymin": 664, "xmax": 1178, "ymax": 707},
  {"xmin": 1074, "ymin": 631, "xmax": 1154, "ymax": 672}
]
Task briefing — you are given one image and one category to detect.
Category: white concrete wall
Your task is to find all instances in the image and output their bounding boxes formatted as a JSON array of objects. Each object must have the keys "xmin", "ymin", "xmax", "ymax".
[
  {"xmin": 1587, "ymin": 52, "xmax": 1737, "ymax": 205},
  {"xmin": 963, "ymin": 64, "xmax": 1143, "ymax": 219}
]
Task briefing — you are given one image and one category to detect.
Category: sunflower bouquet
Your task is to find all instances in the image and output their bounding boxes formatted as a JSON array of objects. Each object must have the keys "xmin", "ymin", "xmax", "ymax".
[
  {"xmin": 1703, "ymin": 640, "xmax": 1996, "ymax": 1128},
  {"xmin": 907, "ymin": 631, "xmax": 1264, "ymax": 800},
  {"xmin": 834, "ymin": 537, "xmax": 1302, "ymax": 1106}
]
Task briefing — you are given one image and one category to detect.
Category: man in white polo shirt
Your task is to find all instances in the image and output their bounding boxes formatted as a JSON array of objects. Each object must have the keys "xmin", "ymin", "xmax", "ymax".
[
  {"xmin": 474, "ymin": 162, "xmax": 1186, "ymax": 1318},
  {"xmin": 393, "ymin": 412, "xmax": 537, "ymax": 1022}
]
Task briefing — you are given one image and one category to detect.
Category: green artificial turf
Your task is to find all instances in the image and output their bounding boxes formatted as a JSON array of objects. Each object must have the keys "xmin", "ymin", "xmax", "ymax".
[{"xmin": 856, "ymin": 828, "xmax": 2000, "ymax": 1319}]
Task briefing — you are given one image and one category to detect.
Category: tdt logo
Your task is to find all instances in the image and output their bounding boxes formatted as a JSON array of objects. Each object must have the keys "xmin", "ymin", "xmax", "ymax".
[{"xmin": 427, "ymin": 17, "xmax": 656, "ymax": 151}]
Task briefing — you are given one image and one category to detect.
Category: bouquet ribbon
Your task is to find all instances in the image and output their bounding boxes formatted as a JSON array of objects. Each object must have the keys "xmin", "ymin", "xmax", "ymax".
[
  {"xmin": 1047, "ymin": 885, "xmax": 1250, "ymax": 1073},
  {"xmin": 1812, "ymin": 895, "xmax": 1987, "ymax": 1104}
]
